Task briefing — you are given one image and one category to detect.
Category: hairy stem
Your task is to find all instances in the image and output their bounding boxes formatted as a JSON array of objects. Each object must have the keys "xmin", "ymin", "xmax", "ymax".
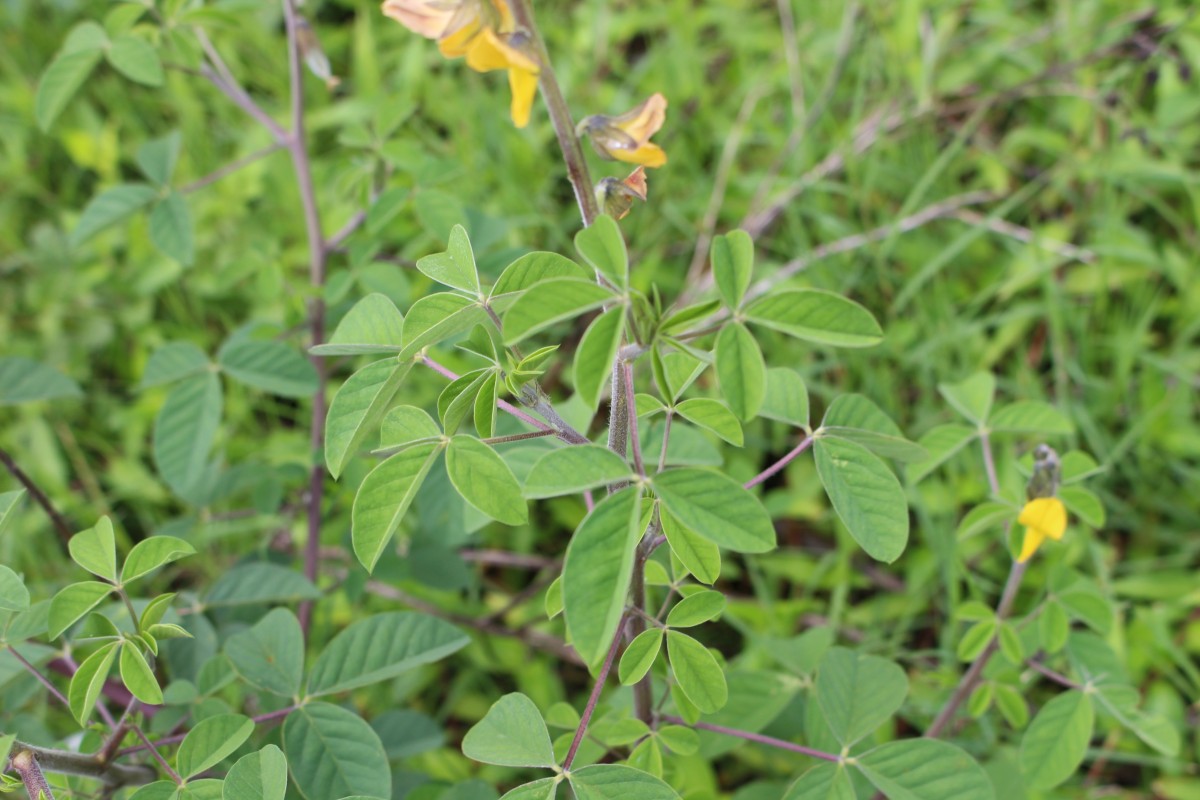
[
  {"xmin": 562, "ymin": 614, "xmax": 626, "ymax": 770},
  {"xmin": 508, "ymin": 0, "xmax": 599, "ymax": 226},
  {"xmin": 8, "ymin": 742, "xmax": 156, "ymax": 789},
  {"xmin": 624, "ymin": 362, "xmax": 645, "ymax": 476}
]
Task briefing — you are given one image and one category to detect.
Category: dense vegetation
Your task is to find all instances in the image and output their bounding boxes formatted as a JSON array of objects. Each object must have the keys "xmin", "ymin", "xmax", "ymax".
[{"xmin": 1, "ymin": 0, "xmax": 1197, "ymax": 798}]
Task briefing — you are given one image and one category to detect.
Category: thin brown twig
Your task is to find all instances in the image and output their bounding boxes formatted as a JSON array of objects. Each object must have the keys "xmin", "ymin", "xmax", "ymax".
[
  {"xmin": 562, "ymin": 613, "xmax": 627, "ymax": 770},
  {"xmin": 0, "ymin": 447, "xmax": 73, "ymax": 548}
]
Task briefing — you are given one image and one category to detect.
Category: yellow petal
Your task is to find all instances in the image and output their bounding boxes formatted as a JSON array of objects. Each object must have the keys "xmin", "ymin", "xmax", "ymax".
[
  {"xmin": 613, "ymin": 93, "xmax": 667, "ymax": 143},
  {"xmin": 1017, "ymin": 526, "xmax": 1046, "ymax": 563},
  {"xmin": 612, "ymin": 142, "xmax": 667, "ymax": 168},
  {"xmin": 381, "ymin": 0, "xmax": 456, "ymax": 39},
  {"xmin": 438, "ymin": 17, "xmax": 481, "ymax": 57},
  {"xmin": 1018, "ymin": 497, "xmax": 1067, "ymax": 541},
  {"xmin": 508, "ymin": 65, "xmax": 538, "ymax": 128},
  {"xmin": 466, "ymin": 27, "xmax": 538, "ymax": 73}
]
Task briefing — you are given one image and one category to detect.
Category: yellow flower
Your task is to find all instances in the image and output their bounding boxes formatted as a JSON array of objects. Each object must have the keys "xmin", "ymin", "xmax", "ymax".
[
  {"xmin": 463, "ymin": 28, "xmax": 540, "ymax": 128},
  {"xmin": 577, "ymin": 94, "xmax": 668, "ymax": 168},
  {"xmin": 381, "ymin": 0, "xmax": 539, "ymax": 128},
  {"xmin": 1016, "ymin": 497, "xmax": 1067, "ymax": 562},
  {"xmin": 595, "ymin": 166, "xmax": 648, "ymax": 219}
]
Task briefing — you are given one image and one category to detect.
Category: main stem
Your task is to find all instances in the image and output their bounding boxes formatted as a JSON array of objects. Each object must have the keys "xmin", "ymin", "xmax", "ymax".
[{"xmin": 280, "ymin": 0, "xmax": 328, "ymax": 638}]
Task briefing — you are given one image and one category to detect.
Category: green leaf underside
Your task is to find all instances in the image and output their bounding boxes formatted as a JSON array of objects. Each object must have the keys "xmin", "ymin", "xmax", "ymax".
[
  {"xmin": 0, "ymin": 357, "xmax": 82, "ymax": 406},
  {"xmin": 744, "ymin": 289, "xmax": 883, "ymax": 347},
  {"xmin": 461, "ymin": 692, "xmax": 556, "ymax": 768},
  {"xmin": 380, "ymin": 404, "xmax": 442, "ymax": 447},
  {"xmin": 907, "ymin": 424, "xmax": 977, "ymax": 483},
  {"xmin": 139, "ymin": 342, "xmax": 209, "ymax": 389},
  {"xmin": 619, "ymin": 628, "xmax": 664, "ymax": 686},
  {"xmin": 446, "ymin": 435, "xmax": 528, "ymax": 524},
  {"xmin": 501, "ymin": 277, "xmax": 614, "ymax": 345},
  {"xmin": 283, "ymin": 703, "xmax": 391, "ymax": 800},
  {"xmin": 0, "ymin": 565, "xmax": 30, "ymax": 612},
  {"xmin": 715, "ymin": 322, "xmax": 765, "ymax": 421},
  {"xmin": 938, "ymin": 373, "xmax": 996, "ymax": 425},
  {"xmin": 490, "ymin": 251, "xmax": 588, "ymax": 299},
  {"xmin": 312, "ymin": 293, "xmax": 405, "ymax": 355},
  {"xmin": 783, "ymin": 763, "xmax": 856, "ymax": 800},
  {"xmin": 524, "ymin": 445, "xmax": 633, "ymax": 498},
  {"xmin": 70, "ymin": 184, "xmax": 157, "ymax": 246},
  {"xmin": 1020, "ymin": 689, "xmax": 1094, "ymax": 790},
  {"xmin": 49, "ymin": 581, "xmax": 113, "ymax": 639},
  {"xmin": 119, "ymin": 643, "xmax": 163, "ymax": 704},
  {"xmin": 149, "ymin": 192, "xmax": 195, "ymax": 265},
  {"xmin": 325, "ymin": 359, "xmax": 412, "ymax": 478},
  {"xmin": 153, "ymin": 371, "xmax": 221, "ymax": 500},
  {"xmin": 816, "ymin": 646, "xmax": 908, "ymax": 746},
  {"xmin": 574, "ymin": 307, "xmax": 625, "ymax": 409},
  {"xmin": 666, "ymin": 590, "xmax": 726, "ymax": 627},
  {"xmin": 653, "ymin": 469, "xmax": 775, "ymax": 553},
  {"xmin": 989, "ymin": 401, "xmax": 1073, "ymax": 434},
  {"xmin": 107, "ymin": 35, "xmax": 164, "ymax": 85},
  {"xmin": 204, "ymin": 563, "xmax": 320, "ymax": 607},
  {"xmin": 563, "ymin": 488, "xmax": 643, "ymax": 668},
  {"xmin": 307, "ymin": 611, "xmax": 469, "ymax": 696},
  {"xmin": 814, "ymin": 437, "xmax": 908, "ymax": 563},
  {"xmin": 675, "ymin": 398, "xmax": 743, "ymax": 446},
  {"xmin": 711, "ymin": 230, "xmax": 753, "ymax": 310},
  {"xmin": 37, "ymin": 46, "xmax": 104, "ymax": 131},
  {"xmin": 69, "ymin": 641, "xmax": 119, "ymax": 724},
  {"xmin": 351, "ymin": 442, "xmax": 443, "ymax": 572},
  {"xmin": 499, "ymin": 778, "xmax": 559, "ymax": 800},
  {"xmin": 177, "ymin": 714, "xmax": 255, "ymax": 779},
  {"xmin": 122, "ymin": 536, "xmax": 196, "ymax": 583},
  {"xmin": 760, "ymin": 367, "xmax": 810, "ymax": 427},
  {"xmin": 857, "ymin": 739, "xmax": 995, "ymax": 800},
  {"xmin": 820, "ymin": 394, "xmax": 925, "ymax": 462}
]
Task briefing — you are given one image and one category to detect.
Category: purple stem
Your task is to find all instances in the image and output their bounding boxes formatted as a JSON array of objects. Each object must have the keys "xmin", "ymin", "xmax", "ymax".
[
  {"xmin": 744, "ymin": 436, "xmax": 813, "ymax": 489},
  {"xmin": 562, "ymin": 616, "xmax": 626, "ymax": 770},
  {"xmin": 659, "ymin": 715, "xmax": 840, "ymax": 762}
]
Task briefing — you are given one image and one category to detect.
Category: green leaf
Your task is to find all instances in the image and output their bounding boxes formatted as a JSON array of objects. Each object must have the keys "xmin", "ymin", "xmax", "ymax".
[
  {"xmin": 380, "ymin": 405, "xmax": 442, "ymax": 449},
  {"xmin": 178, "ymin": 713, "xmax": 255, "ymax": 779},
  {"xmin": 399, "ymin": 292, "xmax": 487, "ymax": 358},
  {"xmin": 857, "ymin": 739, "xmax": 995, "ymax": 800},
  {"xmin": 312, "ymin": 294, "xmax": 405, "ymax": 356},
  {"xmin": 446, "ymin": 436, "xmax": 527, "ymax": 525},
  {"xmin": 955, "ymin": 502, "xmax": 1016, "ymax": 541},
  {"xmin": 938, "ymin": 373, "xmax": 996, "ymax": 426},
  {"xmin": 666, "ymin": 590, "xmax": 726, "ymax": 628},
  {"xmin": 562, "ymin": 488, "xmax": 643, "ymax": 668},
  {"xmin": 119, "ymin": 642, "xmax": 163, "ymax": 705},
  {"xmin": 657, "ymin": 725, "xmax": 699, "ymax": 756},
  {"xmin": 814, "ymin": 437, "xmax": 908, "ymax": 563},
  {"xmin": 68, "ymin": 641, "xmax": 119, "ymax": 725},
  {"xmin": 675, "ymin": 398, "xmax": 743, "ymax": 446},
  {"xmin": 153, "ymin": 371, "xmax": 222, "ymax": 499},
  {"xmin": 107, "ymin": 34, "xmax": 163, "ymax": 85},
  {"xmin": 1039, "ymin": 600, "xmax": 1070, "ymax": 654},
  {"xmin": 660, "ymin": 508, "xmax": 720, "ymax": 585},
  {"xmin": 129, "ymin": 781, "xmax": 177, "ymax": 800},
  {"xmin": 490, "ymin": 252, "xmax": 588, "ymax": 300},
  {"xmin": 205, "ymin": 563, "xmax": 320, "ymax": 607},
  {"xmin": 654, "ymin": 350, "xmax": 707, "ymax": 402},
  {"xmin": 0, "ymin": 566, "xmax": 30, "ymax": 613},
  {"xmin": 989, "ymin": 402, "xmax": 1073, "ymax": 435},
  {"xmin": 1059, "ymin": 486, "xmax": 1105, "ymax": 528},
  {"xmin": 744, "ymin": 289, "xmax": 883, "ymax": 348},
  {"xmin": 653, "ymin": 468, "xmax": 775, "ymax": 553},
  {"xmin": 501, "ymin": 277, "xmax": 614, "ymax": 345},
  {"xmin": 499, "ymin": 778, "xmax": 559, "ymax": 800},
  {"xmin": 49, "ymin": 581, "xmax": 113, "ymax": 639},
  {"xmin": 997, "ymin": 622, "xmax": 1025, "ymax": 665},
  {"xmin": 711, "ymin": 230, "xmax": 754, "ymax": 310},
  {"xmin": 223, "ymin": 745, "xmax": 288, "ymax": 800},
  {"xmin": 994, "ymin": 683, "xmax": 1029, "ymax": 729},
  {"xmin": 461, "ymin": 692, "xmax": 556, "ymax": 768},
  {"xmin": 816, "ymin": 646, "xmax": 908, "ymax": 746},
  {"xmin": 1056, "ymin": 577, "xmax": 1114, "ymax": 634},
  {"xmin": 0, "ymin": 357, "xmax": 82, "ymax": 406},
  {"xmin": 122, "ymin": 536, "xmax": 196, "ymax": 583},
  {"xmin": 667, "ymin": 631, "xmax": 728, "ymax": 714},
  {"xmin": 906, "ymin": 424, "xmax": 978, "ymax": 483},
  {"xmin": 761, "ymin": 368, "xmax": 810, "ymax": 428},
  {"xmin": 36, "ymin": 45, "xmax": 104, "ymax": 131},
  {"xmin": 416, "ymin": 224, "xmax": 481, "ymax": 294},
  {"xmin": 1020, "ymin": 690, "xmax": 1094, "ymax": 790},
  {"xmin": 149, "ymin": 192, "xmax": 194, "ymax": 265},
  {"xmin": 218, "ymin": 339, "xmax": 318, "ymax": 398},
  {"xmin": 284, "ymin": 703, "xmax": 391, "ymax": 800},
  {"xmin": 139, "ymin": 343, "xmax": 209, "ymax": 389},
  {"xmin": 820, "ymin": 396, "xmax": 925, "ymax": 462},
  {"xmin": 68, "ymin": 516, "xmax": 117, "ymax": 583},
  {"xmin": 957, "ymin": 619, "xmax": 997, "ymax": 662},
  {"xmin": 715, "ymin": 322, "xmax": 765, "ymax": 421},
  {"xmin": 70, "ymin": 183, "xmax": 157, "ymax": 246},
  {"xmin": 1092, "ymin": 685, "xmax": 1180, "ymax": 757},
  {"xmin": 524, "ymin": 445, "xmax": 633, "ymax": 498},
  {"xmin": 619, "ymin": 628, "xmax": 663, "ymax": 686},
  {"xmin": 224, "ymin": 608, "xmax": 303, "ymax": 697},
  {"xmin": 574, "ymin": 214, "xmax": 629, "ymax": 289},
  {"xmin": 574, "ymin": 307, "xmax": 625, "ymax": 409},
  {"xmin": 325, "ymin": 359, "xmax": 412, "ymax": 479},
  {"xmin": 351, "ymin": 442, "xmax": 443, "ymax": 572},
  {"xmin": 473, "ymin": 371, "xmax": 499, "ymax": 438},
  {"xmin": 568, "ymin": 764, "xmax": 681, "ymax": 800},
  {"xmin": 0, "ymin": 489, "xmax": 25, "ymax": 536},
  {"xmin": 135, "ymin": 131, "xmax": 181, "ymax": 186},
  {"xmin": 438, "ymin": 369, "xmax": 489, "ymax": 435},
  {"xmin": 783, "ymin": 764, "xmax": 857, "ymax": 800},
  {"xmin": 306, "ymin": 611, "xmax": 468, "ymax": 696}
]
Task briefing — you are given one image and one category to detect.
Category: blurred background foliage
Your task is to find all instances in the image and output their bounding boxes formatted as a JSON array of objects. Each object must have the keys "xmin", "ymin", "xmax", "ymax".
[{"xmin": 1, "ymin": 0, "xmax": 1198, "ymax": 796}]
